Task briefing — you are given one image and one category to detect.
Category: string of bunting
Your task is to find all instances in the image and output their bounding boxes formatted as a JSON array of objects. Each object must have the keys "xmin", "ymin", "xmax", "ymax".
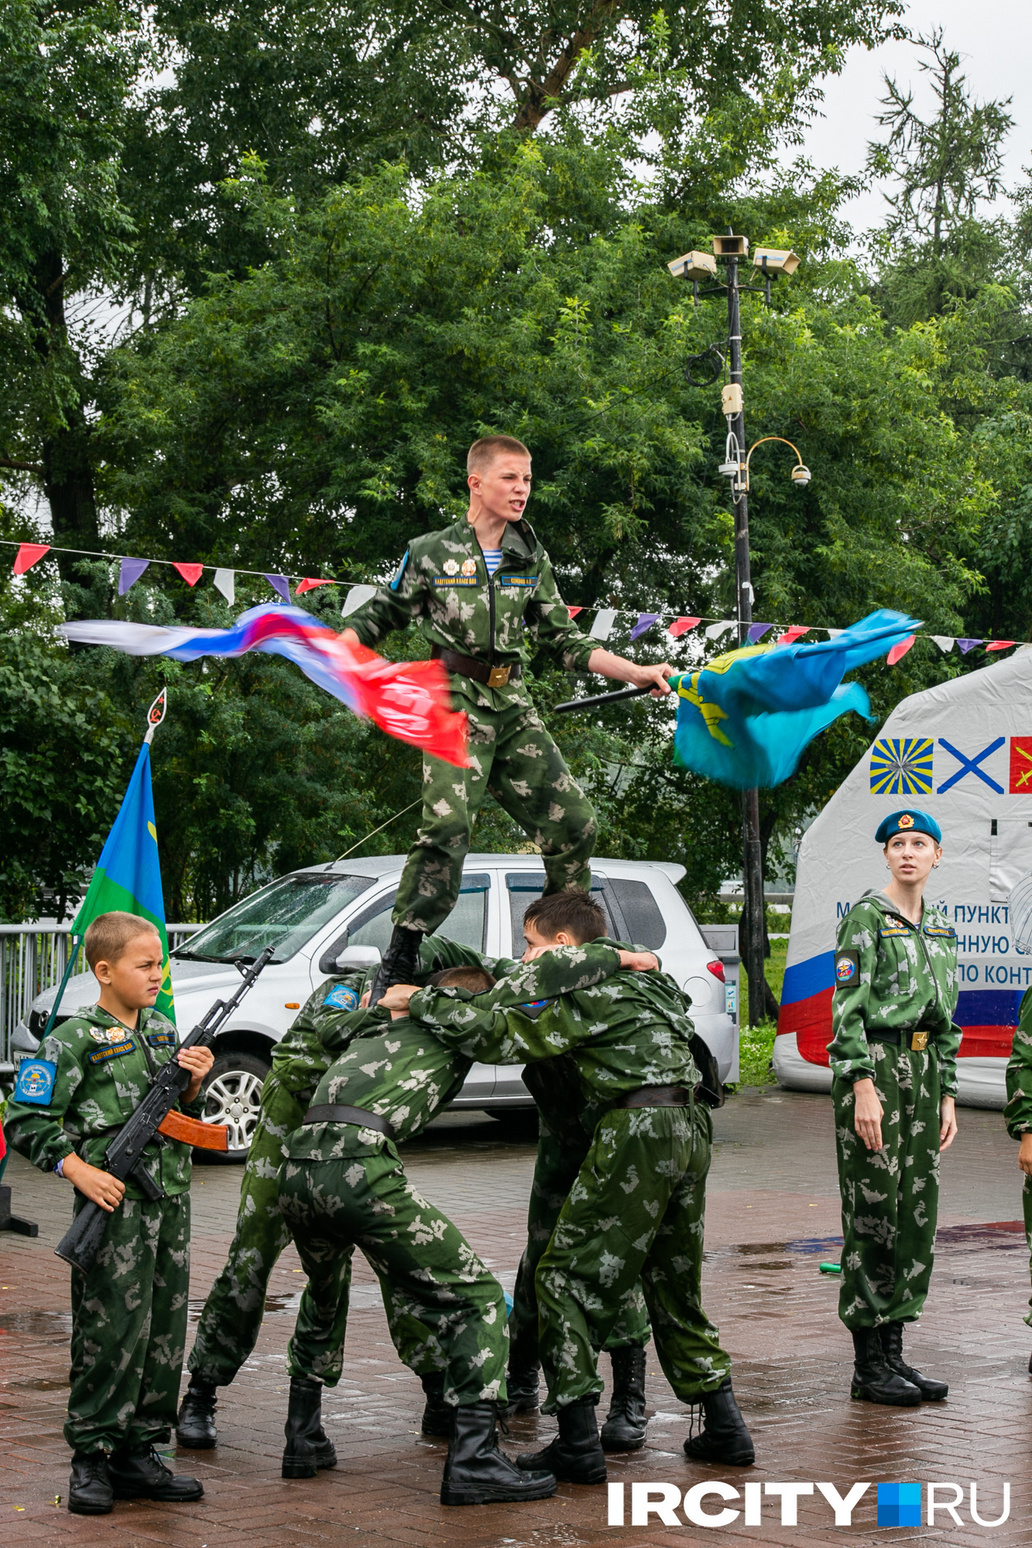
[{"xmin": 5, "ymin": 538, "xmax": 1021, "ymax": 658}]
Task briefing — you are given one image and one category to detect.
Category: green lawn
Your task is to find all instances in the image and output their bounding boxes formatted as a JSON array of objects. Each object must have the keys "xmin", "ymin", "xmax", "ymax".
[{"xmin": 734, "ymin": 934, "xmax": 788, "ymax": 1088}]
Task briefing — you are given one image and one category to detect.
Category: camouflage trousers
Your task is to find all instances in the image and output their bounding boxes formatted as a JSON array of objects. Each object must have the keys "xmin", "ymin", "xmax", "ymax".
[
  {"xmin": 279, "ymin": 1141, "xmax": 508, "ymax": 1405},
  {"xmin": 832, "ymin": 1041, "xmax": 942, "ymax": 1330},
  {"xmin": 1023, "ymin": 1175, "xmax": 1032, "ymax": 1328},
  {"xmin": 67, "ymin": 1192, "xmax": 190, "ymax": 1454},
  {"xmin": 393, "ymin": 681, "xmax": 596, "ymax": 934},
  {"xmin": 536, "ymin": 1103, "xmax": 729, "ymax": 1412},
  {"xmin": 509, "ymin": 1079, "xmax": 650, "ymax": 1370}
]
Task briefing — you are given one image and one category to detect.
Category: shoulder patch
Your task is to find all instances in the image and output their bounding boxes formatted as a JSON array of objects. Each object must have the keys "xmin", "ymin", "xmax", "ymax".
[
  {"xmin": 324, "ymin": 984, "xmax": 360, "ymax": 1012},
  {"xmin": 389, "ymin": 548, "xmax": 410, "ymax": 592},
  {"xmin": 517, "ymin": 999, "xmax": 552, "ymax": 1020},
  {"xmin": 834, "ymin": 950, "xmax": 860, "ymax": 989},
  {"xmin": 87, "ymin": 1039, "xmax": 136, "ymax": 1064},
  {"xmin": 14, "ymin": 1058, "xmax": 57, "ymax": 1105},
  {"xmin": 146, "ymin": 1031, "xmax": 178, "ymax": 1048}
]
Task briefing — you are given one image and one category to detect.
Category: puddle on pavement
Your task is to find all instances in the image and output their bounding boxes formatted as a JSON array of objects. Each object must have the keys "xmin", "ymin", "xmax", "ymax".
[
  {"xmin": 3, "ymin": 1376, "xmax": 69, "ymax": 1391},
  {"xmin": 0, "ymin": 1309, "xmax": 73, "ymax": 1336},
  {"xmin": 937, "ymin": 1220, "xmax": 1025, "ymax": 1250}
]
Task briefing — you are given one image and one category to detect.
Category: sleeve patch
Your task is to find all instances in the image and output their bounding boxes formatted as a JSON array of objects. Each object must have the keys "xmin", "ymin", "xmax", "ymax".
[
  {"xmin": 14, "ymin": 1058, "xmax": 57, "ymax": 1105},
  {"xmin": 324, "ymin": 984, "xmax": 360, "ymax": 1012},
  {"xmin": 389, "ymin": 549, "xmax": 410, "ymax": 592},
  {"xmin": 834, "ymin": 951, "xmax": 860, "ymax": 988},
  {"xmin": 146, "ymin": 1032, "xmax": 177, "ymax": 1048}
]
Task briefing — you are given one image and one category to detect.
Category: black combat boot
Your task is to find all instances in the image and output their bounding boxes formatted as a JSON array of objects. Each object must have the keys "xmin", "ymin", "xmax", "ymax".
[
  {"xmin": 880, "ymin": 1323, "xmax": 948, "ymax": 1401},
  {"xmin": 420, "ymin": 1373, "xmax": 453, "ymax": 1437},
  {"xmin": 68, "ymin": 1451, "xmax": 113, "ymax": 1515},
  {"xmin": 368, "ymin": 925, "xmax": 425, "ymax": 1006},
  {"xmin": 281, "ymin": 1376, "xmax": 338, "ymax": 1478},
  {"xmin": 440, "ymin": 1402, "xmax": 557, "ymax": 1506},
  {"xmin": 107, "ymin": 1445, "xmax": 204, "ymax": 1501},
  {"xmin": 682, "ymin": 1376, "xmax": 755, "ymax": 1466},
  {"xmin": 600, "ymin": 1345, "xmax": 648, "ymax": 1452},
  {"xmin": 850, "ymin": 1328, "xmax": 921, "ymax": 1406},
  {"xmin": 176, "ymin": 1375, "xmax": 218, "ymax": 1448},
  {"xmin": 502, "ymin": 1361, "xmax": 541, "ymax": 1415},
  {"xmin": 517, "ymin": 1395, "xmax": 607, "ymax": 1485}
]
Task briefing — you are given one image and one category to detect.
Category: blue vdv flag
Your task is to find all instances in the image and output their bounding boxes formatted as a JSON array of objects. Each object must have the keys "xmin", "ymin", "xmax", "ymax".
[{"xmin": 672, "ymin": 610, "xmax": 921, "ymax": 789}]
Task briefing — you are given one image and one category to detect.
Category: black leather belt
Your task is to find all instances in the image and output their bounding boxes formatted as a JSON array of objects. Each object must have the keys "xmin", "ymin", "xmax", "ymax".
[
  {"xmin": 617, "ymin": 1085, "xmax": 692, "ymax": 1109},
  {"xmin": 431, "ymin": 645, "xmax": 522, "ymax": 689},
  {"xmin": 867, "ymin": 1030, "xmax": 933, "ymax": 1052},
  {"xmin": 301, "ymin": 1104, "xmax": 396, "ymax": 1140}
]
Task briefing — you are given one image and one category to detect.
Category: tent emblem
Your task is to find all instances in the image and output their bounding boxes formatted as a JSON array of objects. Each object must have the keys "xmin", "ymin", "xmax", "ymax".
[
  {"xmin": 1010, "ymin": 738, "xmax": 1032, "ymax": 793},
  {"xmin": 869, "ymin": 738, "xmax": 934, "ymax": 795},
  {"xmin": 937, "ymin": 736, "xmax": 1006, "ymax": 795}
]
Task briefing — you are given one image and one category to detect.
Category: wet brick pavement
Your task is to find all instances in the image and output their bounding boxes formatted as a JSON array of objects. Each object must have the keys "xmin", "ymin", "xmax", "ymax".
[{"xmin": 2, "ymin": 1087, "xmax": 1031, "ymax": 1546}]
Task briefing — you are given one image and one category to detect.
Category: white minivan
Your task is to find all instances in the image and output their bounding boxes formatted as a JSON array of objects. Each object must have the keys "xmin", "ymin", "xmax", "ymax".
[{"xmin": 15, "ymin": 854, "xmax": 738, "ymax": 1159}]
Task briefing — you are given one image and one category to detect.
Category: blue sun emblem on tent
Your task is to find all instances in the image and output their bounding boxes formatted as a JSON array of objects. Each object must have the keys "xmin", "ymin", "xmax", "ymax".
[{"xmin": 869, "ymin": 737, "xmax": 934, "ymax": 795}]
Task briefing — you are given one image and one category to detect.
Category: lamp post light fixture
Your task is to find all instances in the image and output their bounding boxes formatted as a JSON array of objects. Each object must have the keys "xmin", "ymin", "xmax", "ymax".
[{"xmin": 667, "ymin": 232, "xmax": 810, "ymax": 1027}]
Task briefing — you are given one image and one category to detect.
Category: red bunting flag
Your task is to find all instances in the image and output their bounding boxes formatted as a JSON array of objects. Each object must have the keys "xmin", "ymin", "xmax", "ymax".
[
  {"xmin": 296, "ymin": 578, "xmax": 338, "ymax": 595},
  {"xmin": 985, "ymin": 640, "xmax": 1016, "ymax": 653},
  {"xmin": 775, "ymin": 625, "xmax": 810, "ymax": 646},
  {"xmin": 173, "ymin": 562, "xmax": 204, "ymax": 587},
  {"xmin": 13, "ymin": 542, "xmax": 50, "ymax": 575},
  {"xmin": 668, "ymin": 616, "xmax": 701, "ymax": 639},
  {"xmin": 886, "ymin": 635, "xmax": 915, "ymax": 665},
  {"xmin": 568, "ymin": 606, "xmax": 583, "ymax": 618}
]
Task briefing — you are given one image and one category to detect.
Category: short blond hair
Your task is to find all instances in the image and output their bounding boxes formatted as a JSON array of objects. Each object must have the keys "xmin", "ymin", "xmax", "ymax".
[
  {"xmin": 84, "ymin": 911, "xmax": 161, "ymax": 970},
  {"xmin": 467, "ymin": 435, "xmax": 531, "ymax": 475}
]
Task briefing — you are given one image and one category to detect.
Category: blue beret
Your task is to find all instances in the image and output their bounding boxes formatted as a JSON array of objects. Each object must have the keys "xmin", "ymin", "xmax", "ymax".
[{"xmin": 875, "ymin": 809, "xmax": 942, "ymax": 845}]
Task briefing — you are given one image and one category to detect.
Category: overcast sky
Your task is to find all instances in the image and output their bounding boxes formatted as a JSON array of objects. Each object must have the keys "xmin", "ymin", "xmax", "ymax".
[{"xmin": 795, "ymin": 0, "xmax": 1031, "ymax": 234}]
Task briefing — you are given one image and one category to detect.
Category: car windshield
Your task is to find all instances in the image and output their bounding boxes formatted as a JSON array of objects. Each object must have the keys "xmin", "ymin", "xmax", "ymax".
[{"xmin": 175, "ymin": 874, "xmax": 373, "ymax": 963}]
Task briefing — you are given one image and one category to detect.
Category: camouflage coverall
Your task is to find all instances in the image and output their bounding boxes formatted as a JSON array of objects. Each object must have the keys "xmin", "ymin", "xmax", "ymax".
[
  {"xmin": 280, "ymin": 944, "xmax": 624, "ymax": 1405},
  {"xmin": 1003, "ymin": 986, "xmax": 1032, "ymax": 1325},
  {"xmin": 188, "ymin": 940, "xmax": 497, "ymax": 1387},
  {"xmin": 5, "ymin": 1005, "xmax": 199, "ymax": 1454},
  {"xmin": 346, "ymin": 516, "xmax": 598, "ymax": 933},
  {"xmin": 828, "ymin": 891, "xmax": 960, "ymax": 1330},
  {"xmin": 410, "ymin": 948, "xmax": 730, "ymax": 1413}
]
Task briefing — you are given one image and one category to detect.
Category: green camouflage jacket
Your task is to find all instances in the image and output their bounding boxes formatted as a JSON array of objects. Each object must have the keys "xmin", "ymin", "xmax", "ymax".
[
  {"xmin": 828, "ymin": 891, "xmax": 961, "ymax": 1094},
  {"xmin": 5, "ymin": 1004, "xmax": 200, "ymax": 1198},
  {"xmin": 285, "ymin": 943, "xmax": 623, "ymax": 1160},
  {"xmin": 409, "ymin": 940, "xmax": 699, "ymax": 1106},
  {"xmin": 345, "ymin": 516, "xmax": 596, "ymax": 700},
  {"xmin": 1004, "ymin": 987, "xmax": 1032, "ymax": 1138}
]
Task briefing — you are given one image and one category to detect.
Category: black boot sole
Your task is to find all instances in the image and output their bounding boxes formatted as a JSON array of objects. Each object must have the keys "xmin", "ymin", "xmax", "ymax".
[
  {"xmin": 441, "ymin": 1477, "xmax": 557, "ymax": 1506},
  {"xmin": 601, "ymin": 1428, "xmax": 647, "ymax": 1452},
  {"xmin": 282, "ymin": 1456, "xmax": 319, "ymax": 1479},
  {"xmin": 176, "ymin": 1431, "xmax": 217, "ymax": 1449},
  {"xmin": 850, "ymin": 1383, "xmax": 921, "ymax": 1407},
  {"xmin": 421, "ymin": 1420, "xmax": 453, "ymax": 1437},
  {"xmin": 517, "ymin": 1455, "xmax": 607, "ymax": 1485},
  {"xmin": 683, "ymin": 1440, "xmax": 755, "ymax": 1467},
  {"xmin": 68, "ymin": 1499, "xmax": 113, "ymax": 1516},
  {"xmin": 110, "ymin": 1486, "xmax": 204, "ymax": 1502}
]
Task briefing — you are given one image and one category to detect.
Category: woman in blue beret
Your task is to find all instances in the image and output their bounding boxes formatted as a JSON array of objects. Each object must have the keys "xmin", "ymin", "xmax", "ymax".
[{"xmin": 827, "ymin": 809, "xmax": 960, "ymax": 1407}]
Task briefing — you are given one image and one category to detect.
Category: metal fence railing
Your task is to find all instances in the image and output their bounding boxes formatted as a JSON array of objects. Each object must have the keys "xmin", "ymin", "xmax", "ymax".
[{"xmin": 0, "ymin": 923, "xmax": 202, "ymax": 1073}]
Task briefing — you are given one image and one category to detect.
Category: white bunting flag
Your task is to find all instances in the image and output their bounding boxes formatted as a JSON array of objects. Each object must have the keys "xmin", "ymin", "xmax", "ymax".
[
  {"xmin": 588, "ymin": 608, "xmax": 618, "ymax": 641},
  {"xmin": 342, "ymin": 584, "xmax": 378, "ymax": 618},
  {"xmin": 213, "ymin": 568, "xmax": 235, "ymax": 604},
  {"xmin": 931, "ymin": 636, "xmax": 955, "ymax": 653},
  {"xmin": 704, "ymin": 620, "xmax": 735, "ymax": 642}
]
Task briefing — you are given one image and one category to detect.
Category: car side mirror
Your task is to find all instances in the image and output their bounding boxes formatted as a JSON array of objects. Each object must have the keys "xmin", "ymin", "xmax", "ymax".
[{"xmin": 335, "ymin": 945, "xmax": 382, "ymax": 970}]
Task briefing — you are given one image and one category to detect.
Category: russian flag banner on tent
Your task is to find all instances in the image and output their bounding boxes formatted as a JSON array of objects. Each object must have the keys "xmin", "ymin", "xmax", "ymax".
[{"xmin": 61, "ymin": 604, "xmax": 469, "ymax": 767}]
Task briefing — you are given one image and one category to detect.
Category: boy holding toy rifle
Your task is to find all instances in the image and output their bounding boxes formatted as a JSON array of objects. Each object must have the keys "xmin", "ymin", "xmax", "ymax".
[{"xmin": 5, "ymin": 912, "xmax": 220, "ymax": 1517}]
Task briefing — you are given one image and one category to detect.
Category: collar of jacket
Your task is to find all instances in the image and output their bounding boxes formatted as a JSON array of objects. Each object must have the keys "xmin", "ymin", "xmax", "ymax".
[
  {"xmin": 445, "ymin": 516, "xmax": 538, "ymax": 565},
  {"xmin": 859, "ymin": 888, "xmax": 948, "ymax": 932}
]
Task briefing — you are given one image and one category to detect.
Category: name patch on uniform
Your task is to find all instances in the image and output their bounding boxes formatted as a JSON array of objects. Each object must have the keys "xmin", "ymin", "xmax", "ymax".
[
  {"xmin": 834, "ymin": 951, "xmax": 860, "ymax": 988},
  {"xmin": 879, "ymin": 926, "xmax": 912, "ymax": 937},
  {"xmin": 324, "ymin": 984, "xmax": 359, "ymax": 1012},
  {"xmin": 498, "ymin": 574, "xmax": 539, "ymax": 589},
  {"xmin": 924, "ymin": 926, "xmax": 956, "ymax": 938},
  {"xmin": 87, "ymin": 1039, "xmax": 135, "ymax": 1064},
  {"xmin": 146, "ymin": 1032, "xmax": 177, "ymax": 1048},
  {"xmin": 432, "ymin": 576, "xmax": 478, "ymax": 588},
  {"xmin": 14, "ymin": 1058, "xmax": 57, "ymax": 1105},
  {"xmin": 517, "ymin": 999, "xmax": 552, "ymax": 1020}
]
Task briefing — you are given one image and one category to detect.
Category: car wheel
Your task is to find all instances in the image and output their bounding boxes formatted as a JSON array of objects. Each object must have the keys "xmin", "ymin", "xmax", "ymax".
[{"xmin": 194, "ymin": 1052, "xmax": 270, "ymax": 1163}]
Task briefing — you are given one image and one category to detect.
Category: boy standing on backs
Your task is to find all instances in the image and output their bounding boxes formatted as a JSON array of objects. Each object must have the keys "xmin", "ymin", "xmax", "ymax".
[
  {"xmin": 5, "ymin": 912, "xmax": 212, "ymax": 1516},
  {"xmin": 342, "ymin": 435, "xmax": 673, "ymax": 1000}
]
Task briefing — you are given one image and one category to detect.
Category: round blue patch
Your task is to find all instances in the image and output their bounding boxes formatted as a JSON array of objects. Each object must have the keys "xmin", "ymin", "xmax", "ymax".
[
  {"xmin": 14, "ymin": 1058, "xmax": 57, "ymax": 1105},
  {"xmin": 835, "ymin": 954, "xmax": 857, "ymax": 985},
  {"xmin": 324, "ymin": 984, "xmax": 360, "ymax": 1012}
]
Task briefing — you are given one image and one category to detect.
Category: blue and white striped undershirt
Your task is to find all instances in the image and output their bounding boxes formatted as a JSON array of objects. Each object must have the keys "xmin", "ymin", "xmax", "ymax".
[{"xmin": 481, "ymin": 548, "xmax": 503, "ymax": 576}]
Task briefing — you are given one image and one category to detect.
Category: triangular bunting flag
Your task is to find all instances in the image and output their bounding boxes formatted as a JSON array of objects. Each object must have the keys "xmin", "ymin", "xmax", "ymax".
[
  {"xmin": 630, "ymin": 613, "xmax": 660, "ymax": 641},
  {"xmin": 704, "ymin": 620, "xmax": 735, "ymax": 642},
  {"xmin": 985, "ymin": 640, "xmax": 1016, "ymax": 653},
  {"xmin": 13, "ymin": 542, "xmax": 50, "ymax": 575},
  {"xmin": 775, "ymin": 625, "xmax": 810, "ymax": 646},
  {"xmin": 296, "ymin": 578, "xmax": 338, "ymax": 595},
  {"xmin": 747, "ymin": 623, "xmax": 773, "ymax": 645},
  {"xmin": 173, "ymin": 562, "xmax": 204, "ymax": 587},
  {"xmin": 931, "ymin": 636, "xmax": 955, "ymax": 653},
  {"xmin": 668, "ymin": 616, "xmax": 701, "ymax": 639},
  {"xmin": 568, "ymin": 606, "xmax": 583, "ymax": 618},
  {"xmin": 264, "ymin": 573, "xmax": 290, "ymax": 603},
  {"xmin": 886, "ymin": 635, "xmax": 915, "ymax": 665},
  {"xmin": 825, "ymin": 628, "xmax": 844, "ymax": 640},
  {"xmin": 118, "ymin": 557, "xmax": 150, "ymax": 595},
  {"xmin": 213, "ymin": 568, "xmax": 236, "ymax": 604},
  {"xmin": 589, "ymin": 608, "xmax": 618, "ymax": 641},
  {"xmin": 342, "ymin": 584, "xmax": 378, "ymax": 617},
  {"xmin": 956, "ymin": 638, "xmax": 982, "ymax": 654}
]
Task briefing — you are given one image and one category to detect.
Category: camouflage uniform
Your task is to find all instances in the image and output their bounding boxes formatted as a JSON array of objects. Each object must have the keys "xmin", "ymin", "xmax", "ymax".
[
  {"xmin": 1003, "ymin": 986, "xmax": 1032, "ymax": 1326},
  {"xmin": 410, "ymin": 950, "xmax": 731, "ymax": 1413},
  {"xmin": 5, "ymin": 1005, "xmax": 199, "ymax": 1454},
  {"xmin": 346, "ymin": 516, "xmax": 598, "ymax": 933},
  {"xmin": 188, "ymin": 940, "xmax": 499, "ymax": 1388},
  {"xmin": 280, "ymin": 945, "xmax": 624, "ymax": 1403},
  {"xmin": 828, "ymin": 891, "xmax": 960, "ymax": 1331}
]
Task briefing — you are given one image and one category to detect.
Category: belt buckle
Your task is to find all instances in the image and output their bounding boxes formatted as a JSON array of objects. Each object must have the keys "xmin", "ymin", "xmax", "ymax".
[
  {"xmin": 487, "ymin": 665, "xmax": 511, "ymax": 688},
  {"xmin": 910, "ymin": 1030, "xmax": 928, "ymax": 1052}
]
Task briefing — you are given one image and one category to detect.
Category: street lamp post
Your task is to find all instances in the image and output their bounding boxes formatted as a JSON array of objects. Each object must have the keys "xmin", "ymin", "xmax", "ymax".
[{"xmin": 668, "ymin": 235, "xmax": 805, "ymax": 1027}]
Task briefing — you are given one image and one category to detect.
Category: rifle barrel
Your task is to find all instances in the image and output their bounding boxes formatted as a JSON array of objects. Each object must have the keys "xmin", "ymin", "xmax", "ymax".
[{"xmin": 554, "ymin": 684, "xmax": 653, "ymax": 713}]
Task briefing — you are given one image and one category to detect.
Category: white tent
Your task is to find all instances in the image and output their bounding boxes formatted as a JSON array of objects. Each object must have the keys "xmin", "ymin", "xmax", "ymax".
[{"xmin": 774, "ymin": 647, "xmax": 1032, "ymax": 1108}]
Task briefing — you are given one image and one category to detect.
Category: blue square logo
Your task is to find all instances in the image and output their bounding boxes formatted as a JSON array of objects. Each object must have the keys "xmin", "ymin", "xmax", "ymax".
[{"xmin": 877, "ymin": 1482, "xmax": 921, "ymax": 1527}]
